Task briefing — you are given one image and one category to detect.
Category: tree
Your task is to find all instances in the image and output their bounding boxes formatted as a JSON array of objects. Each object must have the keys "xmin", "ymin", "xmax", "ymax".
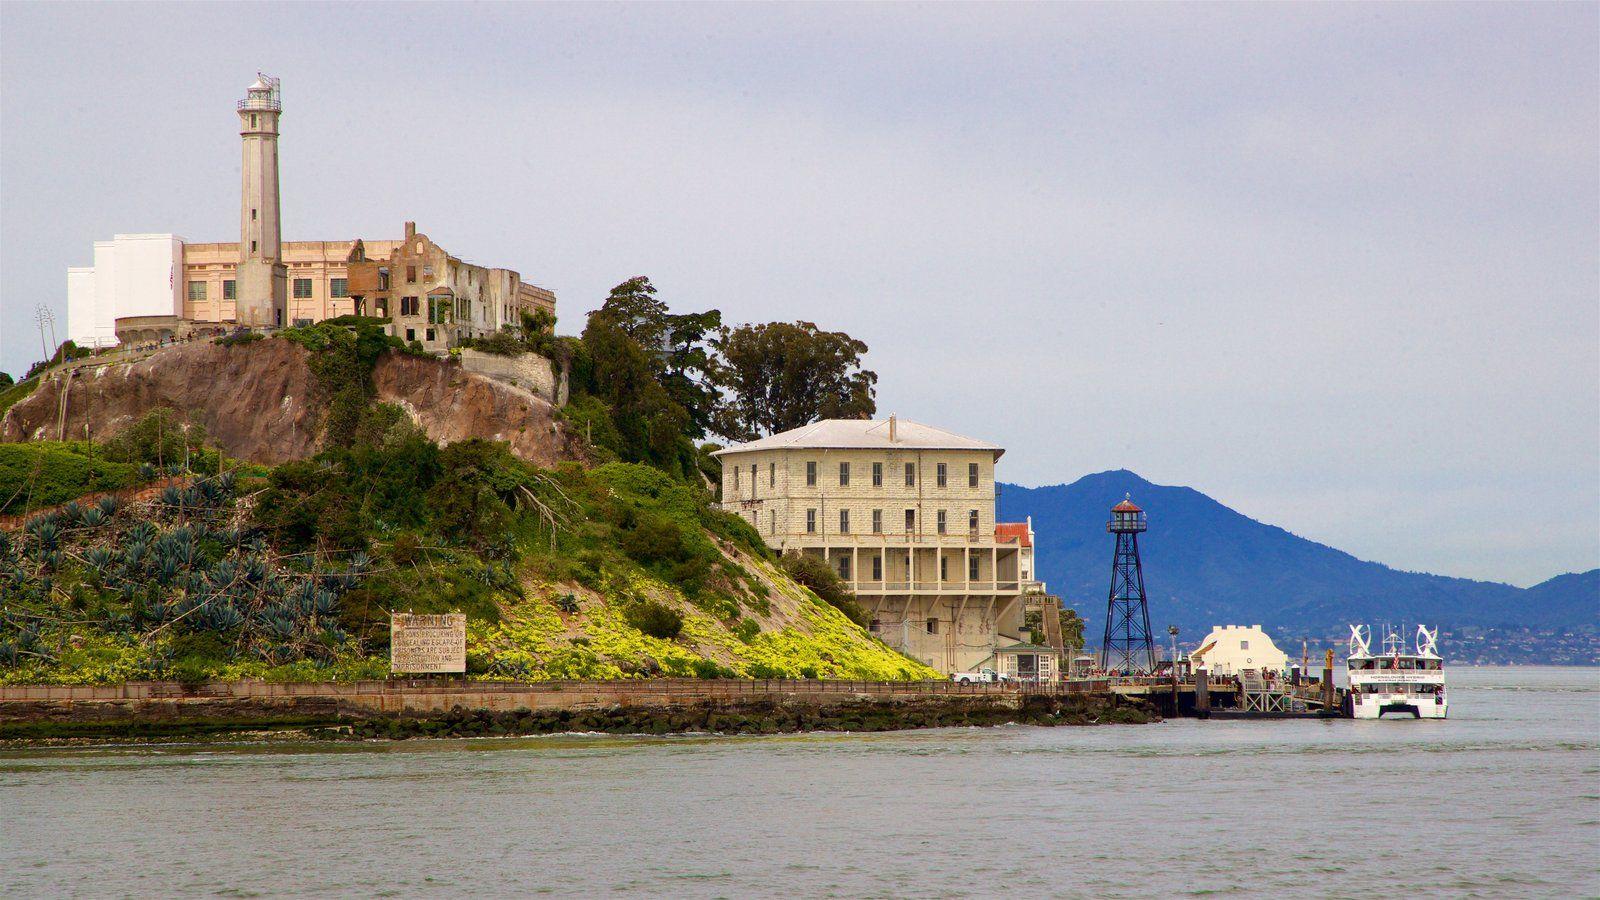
[
  {"xmin": 579, "ymin": 318, "xmax": 694, "ymax": 475},
  {"xmin": 713, "ymin": 321, "xmax": 877, "ymax": 440},
  {"xmin": 0, "ymin": 372, "xmax": 13, "ymax": 387},
  {"xmin": 1059, "ymin": 606, "xmax": 1086, "ymax": 651},
  {"xmin": 590, "ymin": 276, "xmax": 721, "ymax": 438}
]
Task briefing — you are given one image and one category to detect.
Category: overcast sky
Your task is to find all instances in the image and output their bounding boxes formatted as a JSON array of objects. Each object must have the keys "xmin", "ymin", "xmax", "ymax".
[{"xmin": 1, "ymin": 3, "xmax": 1595, "ymax": 586}]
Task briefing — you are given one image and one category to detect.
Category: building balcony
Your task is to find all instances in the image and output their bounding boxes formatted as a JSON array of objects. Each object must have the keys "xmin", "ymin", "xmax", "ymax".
[
  {"xmin": 853, "ymin": 580, "xmax": 1021, "ymax": 595},
  {"xmin": 784, "ymin": 532, "xmax": 1008, "ymax": 549}
]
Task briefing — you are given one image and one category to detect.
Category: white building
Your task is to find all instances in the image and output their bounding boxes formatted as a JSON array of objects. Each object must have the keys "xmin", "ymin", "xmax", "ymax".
[
  {"xmin": 1188, "ymin": 624, "xmax": 1290, "ymax": 676},
  {"xmin": 713, "ymin": 416, "xmax": 1035, "ymax": 675},
  {"xmin": 66, "ymin": 234, "xmax": 185, "ymax": 349}
]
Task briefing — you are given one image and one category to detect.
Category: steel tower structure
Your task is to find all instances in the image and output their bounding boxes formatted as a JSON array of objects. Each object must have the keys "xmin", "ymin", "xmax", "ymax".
[{"xmin": 1100, "ymin": 494, "xmax": 1156, "ymax": 674}]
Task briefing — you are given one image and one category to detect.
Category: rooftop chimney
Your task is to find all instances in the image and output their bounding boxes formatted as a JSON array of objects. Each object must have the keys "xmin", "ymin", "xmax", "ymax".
[
  {"xmin": 888, "ymin": 414, "xmax": 898, "ymax": 442},
  {"xmin": 404, "ymin": 221, "xmax": 416, "ymax": 240}
]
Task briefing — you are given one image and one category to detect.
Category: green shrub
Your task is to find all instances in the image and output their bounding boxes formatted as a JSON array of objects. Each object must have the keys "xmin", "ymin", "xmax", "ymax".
[
  {"xmin": 0, "ymin": 443, "xmax": 141, "ymax": 515},
  {"xmin": 624, "ymin": 600, "xmax": 683, "ymax": 640},
  {"xmin": 779, "ymin": 553, "xmax": 870, "ymax": 628},
  {"xmin": 216, "ymin": 332, "xmax": 263, "ymax": 348},
  {"xmin": 0, "ymin": 377, "xmax": 39, "ymax": 418},
  {"xmin": 732, "ymin": 619, "xmax": 761, "ymax": 644}
]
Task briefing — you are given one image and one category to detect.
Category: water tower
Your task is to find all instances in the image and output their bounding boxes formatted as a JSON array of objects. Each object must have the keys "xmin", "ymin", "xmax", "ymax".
[{"xmin": 1100, "ymin": 494, "xmax": 1156, "ymax": 674}]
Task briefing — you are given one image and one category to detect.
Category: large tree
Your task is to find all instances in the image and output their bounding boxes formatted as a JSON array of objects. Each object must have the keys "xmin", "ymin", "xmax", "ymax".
[
  {"xmin": 590, "ymin": 277, "xmax": 721, "ymax": 438},
  {"xmin": 713, "ymin": 321, "xmax": 877, "ymax": 440}
]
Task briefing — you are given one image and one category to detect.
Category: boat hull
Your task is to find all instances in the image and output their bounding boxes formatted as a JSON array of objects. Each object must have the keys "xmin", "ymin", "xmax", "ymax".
[{"xmin": 1351, "ymin": 694, "xmax": 1448, "ymax": 720}]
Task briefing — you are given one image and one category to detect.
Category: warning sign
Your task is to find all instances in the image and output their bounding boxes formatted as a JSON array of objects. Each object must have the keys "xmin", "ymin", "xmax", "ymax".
[{"xmin": 390, "ymin": 613, "xmax": 467, "ymax": 674}]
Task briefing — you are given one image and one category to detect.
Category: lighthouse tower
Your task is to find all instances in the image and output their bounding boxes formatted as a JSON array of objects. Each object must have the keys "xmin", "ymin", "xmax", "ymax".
[
  {"xmin": 236, "ymin": 74, "xmax": 286, "ymax": 327},
  {"xmin": 1100, "ymin": 494, "xmax": 1156, "ymax": 674}
]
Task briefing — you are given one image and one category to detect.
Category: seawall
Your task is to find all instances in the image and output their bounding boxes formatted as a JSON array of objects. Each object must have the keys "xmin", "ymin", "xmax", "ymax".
[{"xmin": 0, "ymin": 679, "xmax": 1153, "ymax": 740}]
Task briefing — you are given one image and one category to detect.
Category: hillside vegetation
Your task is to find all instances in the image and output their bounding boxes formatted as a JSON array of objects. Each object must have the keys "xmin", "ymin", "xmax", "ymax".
[{"xmin": 0, "ymin": 277, "xmax": 922, "ymax": 684}]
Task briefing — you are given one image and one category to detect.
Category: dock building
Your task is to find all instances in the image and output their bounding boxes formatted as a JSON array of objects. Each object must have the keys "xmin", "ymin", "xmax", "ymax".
[
  {"xmin": 1188, "ymin": 624, "xmax": 1290, "ymax": 676},
  {"xmin": 66, "ymin": 75, "xmax": 555, "ymax": 352},
  {"xmin": 713, "ymin": 416, "xmax": 1037, "ymax": 675}
]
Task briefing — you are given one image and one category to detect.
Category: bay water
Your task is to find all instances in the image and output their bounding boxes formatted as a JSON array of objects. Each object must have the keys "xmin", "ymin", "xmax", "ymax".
[{"xmin": 2, "ymin": 666, "xmax": 1596, "ymax": 898}]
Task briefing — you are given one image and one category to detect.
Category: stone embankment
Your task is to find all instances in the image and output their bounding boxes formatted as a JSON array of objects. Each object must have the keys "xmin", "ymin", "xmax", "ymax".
[
  {"xmin": 0, "ymin": 679, "xmax": 1156, "ymax": 741},
  {"xmin": 0, "ymin": 339, "xmax": 581, "ymax": 466}
]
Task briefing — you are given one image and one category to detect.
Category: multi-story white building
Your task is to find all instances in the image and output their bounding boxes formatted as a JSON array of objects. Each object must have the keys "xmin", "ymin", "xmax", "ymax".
[{"xmin": 713, "ymin": 416, "xmax": 1035, "ymax": 675}]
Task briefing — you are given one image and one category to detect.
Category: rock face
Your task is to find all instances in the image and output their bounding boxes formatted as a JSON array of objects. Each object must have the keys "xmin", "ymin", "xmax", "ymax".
[
  {"xmin": 373, "ymin": 351, "xmax": 582, "ymax": 467},
  {"xmin": 1, "ymin": 340, "xmax": 321, "ymax": 463},
  {"xmin": 1, "ymin": 339, "xmax": 581, "ymax": 467}
]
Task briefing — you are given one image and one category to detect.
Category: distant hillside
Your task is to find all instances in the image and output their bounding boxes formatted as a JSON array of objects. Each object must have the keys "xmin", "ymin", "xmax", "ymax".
[{"xmin": 998, "ymin": 470, "xmax": 1599, "ymax": 640}]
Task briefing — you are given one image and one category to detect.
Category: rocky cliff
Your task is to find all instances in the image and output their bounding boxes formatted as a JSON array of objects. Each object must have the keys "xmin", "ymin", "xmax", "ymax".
[{"xmin": 0, "ymin": 339, "xmax": 580, "ymax": 466}]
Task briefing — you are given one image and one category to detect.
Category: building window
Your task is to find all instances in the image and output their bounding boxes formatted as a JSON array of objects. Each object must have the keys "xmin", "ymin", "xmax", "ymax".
[
  {"xmin": 251, "ymin": 241, "xmax": 257, "ymax": 253},
  {"xmin": 871, "ymin": 555, "xmax": 882, "ymax": 580},
  {"xmin": 904, "ymin": 509, "xmax": 915, "ymax": 531},
  {"xmin": 769, "ymin": 510, "xmax": 776, "ymax": 534},
  {"xmin": 839, "ymin": 461, "xmax": 850, "ymax": 486},
  {"xmin": 904, "ymin": 462, "xmax": 915, "ymax": 486},
  {"xmin": 293, "ymin": 278, "xmax": 312, "ymax": 298},
  {"xmin": 405, "ymin": 328, "xmax": 415, "ymax": 342},
  {"xmin": 839, "ymin": 509, "xmax": 850, "ymax": 534},
  {"xmin": 806, "ymin": 461, "xmax": 817, "ymax": 487},
  {"xmin": 378, "ymin": 268, "xmax": 390, "ymax": 290},
  {"xmin": 425, "ymin": 328, "xmax": 435, "ymax": 342},
  {"xmin": 926, "ymin": 618, "xmax": 940, "ymax": 635},
  {"xmin": 969, "ymin": 463, "xmax": 979, "ymax": 487},
  {"xmin": 252, "ymin": 208, "xmax": 257, "ymax": 221},
  {"xmin": 940, "ymin": 556, "xmax": 948, "ymax": 580},
  {"xmin": 187, "ymin": 281, "xmax": 206, "ymax": 301},
  {"xmin": 734, "ymin": 466, "xmax": 740, "ymax": 491},
  {"xmin": 400, "ymin": 296, "xmax": 419, "ymax": 316},
  {"xmin": 222, "ymin": 280, "xmax": 236, "ymax": 300},
  {"xmin": 838, "ymin": 556, "xmax": 851, "ymax": 580},
  {"xmin": 375, "ymin": 298, "xmax": 388, "ymax": 317},
  {"xmin": 969, "ymin": 556, "xmax": 980, "ymax": 580},
  {"xmin": 937, "ymin": 510, "xmax": 947, "ymax": 534},
  {"xmin": 769, "ymin": 463, "xmax": 775, "ymax": 487},
  {"xmin": 750, "ymin": 464, "xmax": 757, "ymax": 494},
  {"xmin": 406, "ymin": 265, "xmax": 417, "ymax": 283},
  {"xmin": 806, "ymin": 509, "xmax": 817, "ymax": 533},
  {"xmin": 936, "ymin": 463, "xmax": 947, "ymax": 487},
  {"xmin": 872, "ymin": 509, "xmax": 882, "ymax": 534},
  {"xmin": 969, "ymin": 509, "xmax": 979, "ymax": 532},
  {"xmin": 1241, "ymin": 641, "xmax": 1250, "ymax": 650},
  {"xmin": 872, "ymin": 462, "xmax": 883, "ymax": 486},
  {"xmin": 330, "ymin": 278, "xmax": 348, "ymax": 298}
]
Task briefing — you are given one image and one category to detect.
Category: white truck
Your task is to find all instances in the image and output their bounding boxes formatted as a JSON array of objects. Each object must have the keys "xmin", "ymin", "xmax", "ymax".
[{"xmin": 951, "ymin": 668, "xmax": 1009, "ymax": 684}]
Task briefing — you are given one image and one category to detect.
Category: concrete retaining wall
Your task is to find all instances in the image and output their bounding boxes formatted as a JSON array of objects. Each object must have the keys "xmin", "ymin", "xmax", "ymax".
[
  {"xmin": 459, "ymin": 349, "xmax": 566, "ymax": 406},
  {"xmin": 0, "ymin": 679, "xmax": 1110, "ymax": 724}
]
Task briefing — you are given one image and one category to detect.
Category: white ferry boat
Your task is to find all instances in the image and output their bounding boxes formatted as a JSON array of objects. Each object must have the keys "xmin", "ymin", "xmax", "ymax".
[{"xmin": 1345, "ymin": 624, "xmax": 1448, "ymax": 719}]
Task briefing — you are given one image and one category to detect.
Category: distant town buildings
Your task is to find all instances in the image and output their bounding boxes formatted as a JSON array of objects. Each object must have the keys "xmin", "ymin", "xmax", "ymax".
[
  {"xmin": 714, "ymin": 416, "xmax": 1037, "ymax": 675},
  {"xmin": 66, "ymin": 75, "xmax": 555, "ymax": 352}
]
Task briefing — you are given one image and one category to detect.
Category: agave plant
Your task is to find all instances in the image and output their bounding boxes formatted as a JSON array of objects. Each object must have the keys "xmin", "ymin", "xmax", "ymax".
[
  {"xmin": 59, "ymin": 501, "xmax": 84, "ymax": 527},
  {"xmin": 159, "ymin": 486, "xmax": 185, "ymax": 512},
  {"xmin": 126, "ymin": 521, "xmax": 156, "ymax": 545},
  {"xmin": 26, "ymin": 518, "xmax": 60, "ymax": 551},
  {"xmin": 96, "ymin": 495, "xmax": 121, "ymax": 518},
  {"xmin": 138, "ymin": 462, "xmax": 157, "ymax": 481},
  {"xmin": 79, "ymin": 506, "xmax": 106, "ymax": 529},
  {"xmin": 241, "ymin": 557, "xmax": 268, "ymax": 585},
  {"xmin": 85, "ymin": 546, "xmax": 114, "ymax": 571}
]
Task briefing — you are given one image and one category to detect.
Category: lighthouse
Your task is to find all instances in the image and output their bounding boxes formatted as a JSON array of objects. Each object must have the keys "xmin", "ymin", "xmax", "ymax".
[
  {"xmin": 235, "ymin": 74, "xmax": 285, "ymax": 327},
  {"xmin": 1100, "ymin": 494, "xmax": 1156, "ymax": 674}
]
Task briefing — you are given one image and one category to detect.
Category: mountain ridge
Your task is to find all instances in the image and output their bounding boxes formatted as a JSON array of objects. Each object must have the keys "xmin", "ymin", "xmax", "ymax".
[{"xmin": 997, "ymin": 470, "xmax": 1597, "ymax": 640}]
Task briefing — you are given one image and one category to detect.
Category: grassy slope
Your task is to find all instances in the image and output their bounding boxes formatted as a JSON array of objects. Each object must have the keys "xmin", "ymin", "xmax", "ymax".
[
  {"xmin": 0, "ymin": 458, "xmax": 934, "ymax": 685},
  {"xmin": 0, "ymin": 442, "xmax": 142, "ymax": 516}
]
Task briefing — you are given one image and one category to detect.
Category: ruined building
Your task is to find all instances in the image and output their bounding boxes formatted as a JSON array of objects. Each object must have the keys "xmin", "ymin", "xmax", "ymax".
[{"xmin": 67, "ymin": 75, "xmax": 555, "ymax": 351}]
